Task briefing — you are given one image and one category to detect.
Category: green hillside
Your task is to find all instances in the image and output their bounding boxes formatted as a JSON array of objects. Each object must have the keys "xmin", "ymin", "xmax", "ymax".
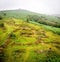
[
  {"xmin": 0, "ymin": 9, "xmax": 60, "ymax": 62},
  {"xmin": 0, "ymin": 9, "xmax": 60, "ymax": 27}
]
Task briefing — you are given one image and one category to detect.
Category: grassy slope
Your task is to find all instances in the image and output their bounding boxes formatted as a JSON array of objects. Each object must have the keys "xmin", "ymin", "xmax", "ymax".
[
  {"xmin": 0, "ymin": 9, "xmax": 60, "ymax": 26},
  {"xmin": 0, "ymin": 18, "xmax": 60, "ymax": 62},
  {"xmin": 30, "ymin": 21, "xmax": 60, "ymax": 35},
  {"xmin": 0, "ymin": 9, "xmax": 38, "ymax": 20},
  {"xmin": 0, "ymin": 9, "xmax": 60, "ymax": 35},
  {"xmin": 0, "ymin": 9, "xmax": 60, "ymax": 62}
]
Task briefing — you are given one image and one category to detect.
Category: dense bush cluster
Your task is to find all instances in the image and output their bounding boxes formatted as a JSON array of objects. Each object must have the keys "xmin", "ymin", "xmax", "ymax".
[
  {"xmin": 46, "ymin": 50, "xmax": 60, "ymax": 62},
  {"xmin": 26, "ymin": 15, "xmax": 60, "ymax": 28}
]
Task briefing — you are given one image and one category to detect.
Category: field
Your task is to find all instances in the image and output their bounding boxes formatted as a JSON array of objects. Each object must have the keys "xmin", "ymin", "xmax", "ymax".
[{"xmin": 0, "ymin": 9, "xmax": 60, "ymax": 62}]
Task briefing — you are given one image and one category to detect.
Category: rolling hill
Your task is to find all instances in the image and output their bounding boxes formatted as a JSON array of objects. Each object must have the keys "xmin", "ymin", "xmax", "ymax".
[
  {"xmin": 0, "ymin": 9, "xmax": 60, "ymax": 62},
  {"xmin": 0, "ymin": 9, "xmax": 60, "ymax": 27}
]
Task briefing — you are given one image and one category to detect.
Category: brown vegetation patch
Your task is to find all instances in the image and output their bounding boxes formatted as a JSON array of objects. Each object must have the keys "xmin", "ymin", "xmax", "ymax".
[{"xmin": 34, "ymin": 49, "xmax": 44, "ymax": 54}]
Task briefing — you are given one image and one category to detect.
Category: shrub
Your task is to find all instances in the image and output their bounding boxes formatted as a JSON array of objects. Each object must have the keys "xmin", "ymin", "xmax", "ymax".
[
  {"xmin": 3, "ymin": 13, "xmax": 6, "ymax": 16},
  {"xmin": 46, "ymin": 49, "xmax": 60, "ymax": 62},
  {"xmin": 0, "ymin": 23, "xmax": 4, "ymax": 27},
  {"xmin": 9, "ymin": 33, "xmax": 16, "ymax": 39},
  {"xmin": 0, "ymin": 16, "xmax": 3, "ymax": 20}
]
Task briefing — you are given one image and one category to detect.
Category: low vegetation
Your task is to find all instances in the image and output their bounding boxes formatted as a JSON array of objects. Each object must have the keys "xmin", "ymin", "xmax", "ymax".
[{"xmin": 0, "ymin": 9, "xmax": 60, "ymax": 62}]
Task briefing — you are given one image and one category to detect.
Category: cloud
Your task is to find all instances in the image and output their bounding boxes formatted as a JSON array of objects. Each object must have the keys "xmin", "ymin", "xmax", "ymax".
[{"xmin": 0, "ymin": 0, "xmax": 60, "ymax": 14}]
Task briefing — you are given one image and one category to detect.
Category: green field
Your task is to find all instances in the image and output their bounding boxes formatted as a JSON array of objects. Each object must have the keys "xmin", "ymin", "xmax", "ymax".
[{"xmin": 0, "ymin": 9, "xmax": 60, "ymax": 62}]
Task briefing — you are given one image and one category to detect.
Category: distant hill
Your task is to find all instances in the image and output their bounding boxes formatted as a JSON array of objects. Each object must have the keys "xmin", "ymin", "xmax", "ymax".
[
  {"xmin": 52, "ymin": 14, "xmax": 60, "ymax": 17},
  {"xmin": 0, "ymin": 9, "xmax": 60, "ymax": 27}
]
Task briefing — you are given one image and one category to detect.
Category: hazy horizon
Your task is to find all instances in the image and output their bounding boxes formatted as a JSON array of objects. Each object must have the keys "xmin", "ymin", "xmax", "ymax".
[{"xmin": 0, "ymin": 0, "xmax": 60, "ymax": 15}]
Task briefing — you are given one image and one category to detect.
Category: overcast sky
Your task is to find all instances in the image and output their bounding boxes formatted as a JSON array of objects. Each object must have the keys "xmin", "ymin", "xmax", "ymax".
[{"xmin": 0, "ymin": 0, "xmax": 60, "ymax": 14}]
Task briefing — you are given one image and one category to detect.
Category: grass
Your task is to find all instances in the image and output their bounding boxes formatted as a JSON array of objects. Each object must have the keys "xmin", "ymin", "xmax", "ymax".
[
  {"xmin": 0, "ymin": 18, "xmax": 60, "ymax": 62},
  {"xmin": 30, "ymin": 21, "xmax": 60, "ymax": 35}
]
